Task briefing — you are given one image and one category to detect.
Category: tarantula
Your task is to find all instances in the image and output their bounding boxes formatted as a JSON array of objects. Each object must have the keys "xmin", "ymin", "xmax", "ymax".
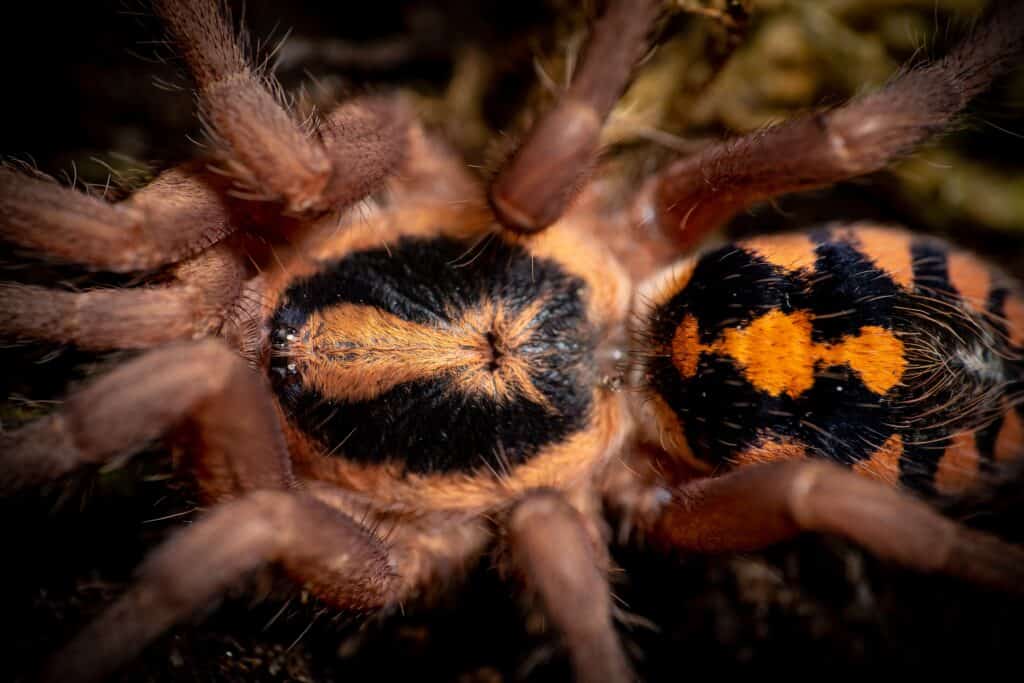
[{"xmin": 2, "ymin": 1, "xmax": 1024, "ymax": 681}]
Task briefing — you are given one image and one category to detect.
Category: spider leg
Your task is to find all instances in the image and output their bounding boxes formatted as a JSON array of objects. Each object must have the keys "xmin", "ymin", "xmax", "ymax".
[
  {"xmin": 39, "ymin": 489, "xmax": 397, "ymax": 683},
  {"xmin": 0, "ymin": 338, "xmax": 293, "ymax": 498},
  {"xmin": 490, "ymin": 0, "xmax": 662, "ymax": 234},
  {"xmin": 0, "ymin": 282, "xmax": 201, "ymax": 349},
  {"xmin": 0, "ymin": 161, "xmax": 243, "ymax": 271},
  {"xmin": 506, "ymin": 490, "xmax": 632, "ymax": 683},
  {"xmin": 318, "ymin": 95, "xmax": 411, "ymax": 208},
  {"xmin": 0, "ymin": 242, "xmax": 247, "ymax": 349},
  {"xmin": 154, "ymin": 0, "xmax": 406, "ymax": 215},
  {"xmin": 648, "ymin": 0, "xmax": 1024, "ymax": 248},
  {"xmin": 637, "ymin": 461, "xmax": 1024, "ymax": 593}
]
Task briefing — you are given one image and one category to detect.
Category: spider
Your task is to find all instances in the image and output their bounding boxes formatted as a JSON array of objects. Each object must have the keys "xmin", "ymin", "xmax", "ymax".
[{"xmin": 2, "ymin": 0, "xmax": 1024, "ymax": 681}]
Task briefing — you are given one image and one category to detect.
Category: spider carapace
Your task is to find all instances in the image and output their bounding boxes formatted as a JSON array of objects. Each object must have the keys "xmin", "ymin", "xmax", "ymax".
[
  {"xmin": 261, "ymin": 217, "xmax": 632, "ymax": 510},
  {"xmin": 2, "ymin": 1, "xmax": 1024, "ymax": 682}
]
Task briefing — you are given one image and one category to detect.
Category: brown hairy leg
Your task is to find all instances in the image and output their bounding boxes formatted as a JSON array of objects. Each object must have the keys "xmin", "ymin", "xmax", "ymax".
[
  {"xmin": 0, "ymin": 283, "xmax": 202, "ymax": 350},
  {"xmin": 507, "ymin": 490, "xmax": 632, "ymax": 683},
  {"xmin": 154, "ymin": 0, "xmax": 406, "ymax": 215},
  {"xmin": 0, "ymin": 242, "xmax": 247, "ymax": 350},
  {"xmin": 0, "ymin": 161, "xmax": 243, "ymax": 271},
  {"xmin": 40, "ymin": 489, "xmax": 398, "ymax": 683},
  {"xmin": 638, "ymin": 461, "xmax": 1024, "ymax": 593},
  {"xmin": 649, "ymin": 0, "xmax": 1024, "ymax": 247},
  {"xmin": 490, "ymin": 0, "xmax": 662, "ymax": 233},
  {"xmin": 0, "ymin": 338, "xmax": 292, "ymax": 497},
  {"xmin": 318, "ymin": 95, "xmax": 411, "ymax": 208}
]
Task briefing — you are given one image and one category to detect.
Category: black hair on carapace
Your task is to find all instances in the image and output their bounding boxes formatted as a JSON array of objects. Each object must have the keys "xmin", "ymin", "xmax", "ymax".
[
  {"xmin": 269, "ymin": 235, "xmax": 595, "ymax": 475},
  {"xmin": 645, "ymin": 229, "xmax": 1021, "ymax": 496}
]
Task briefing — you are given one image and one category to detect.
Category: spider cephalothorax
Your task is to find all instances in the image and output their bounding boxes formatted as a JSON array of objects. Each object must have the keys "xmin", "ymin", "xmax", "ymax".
[
  {"xmin": 261, "ymin": 217, "xmax": 632, "ymax": 510},
  {"xmin": 271, "ymin": 235, "xmax": 604, "ymax": 475},
  {"xmin": 2, "ymin": 1, "xmax": 1024, "ymax": 682}
]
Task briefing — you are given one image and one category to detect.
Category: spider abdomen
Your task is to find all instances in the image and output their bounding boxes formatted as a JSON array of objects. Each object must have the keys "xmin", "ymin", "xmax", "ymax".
[
  {"xmin": 269, "ymin": 235, "xmax": 599, "ymax": 475},
  {"xmin": 641, "ymin": 225, "xmax": 1024, "ymax": 496}
]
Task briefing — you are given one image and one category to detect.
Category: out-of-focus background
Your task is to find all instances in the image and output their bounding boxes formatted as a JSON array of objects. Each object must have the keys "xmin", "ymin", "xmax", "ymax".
[{"xmin": 2, "ymin": 1, "xmax": 1023, "ymax": 680}]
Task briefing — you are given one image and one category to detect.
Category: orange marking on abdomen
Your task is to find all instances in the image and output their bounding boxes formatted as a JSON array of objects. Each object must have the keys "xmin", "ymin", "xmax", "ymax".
[
  {"xmin": 934, "ymin": 431, "xmax": 981, "ymax": 496},
  {"xmin": 852, "ymin": 434, "xmax": 902, "ymax": 486},
  {"xmin": 1005, "ymin": 294, "xmax": 1024, "ymax": 347},
  {"xmin": 839, "ymin": 226, "xmax": 914, "ymax": 289},
  {"xmin": 732, "ymin": 437, "xmax": 807, "ymax": 467},
  {"xmin": 819, "ymin": 325, "xmax": 906, "ymax": 395},
  {"xmin": 739, "ymin": 233, "xmax": 819, "ymax": 273},
  {"xmin": 947, "ymin": 250, "xmax": 992, "ymax": 312},
  {"xmin": 670, "ymin": 314, "xmax": 702, "ymax": 379},
  {"xmin": 995, "ymin": 407, "xmax": 1023, "ymax": 463},
  {"xmin": 672, "ymin": 310, "xmax": 906, "ymax": 397},
  {"xmin": 719, "ymin": 310, "xmax": 817, "ymax": 397}
]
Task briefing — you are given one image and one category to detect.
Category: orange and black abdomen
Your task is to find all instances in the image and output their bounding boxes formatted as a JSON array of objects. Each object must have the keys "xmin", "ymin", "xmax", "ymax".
[{"xmin": 642, "ymin": 225, "xmax": 1024, "ymax": 496}]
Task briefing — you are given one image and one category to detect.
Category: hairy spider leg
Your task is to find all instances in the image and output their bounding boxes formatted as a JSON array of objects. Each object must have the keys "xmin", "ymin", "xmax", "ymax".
[
  {"xmin": 0, "ymin": 339, "xmax": 467, "ymax": 683},
  {"xmin": 0, "ymin": 161, "xmax": 241, "ymax": 272},
  {"xmin": 490, "ymin": 0, "xmax": 663, "ymax": 233},
  {"xmin": 632, "ymin": 460, "xmax": 1024, "ymax": 593},
  {"xmin": 40, "ymin": 489, "xmax": 398, "ymax": 683},
  {"xmin": 0, "ymin": 339, "xmax": 292, "ymax": 495},
  {"xmin": 507, "ymin": 489, "xmax": 633, "ymax": 683},
  {"xmin": 0, "ymin": 242, "xmax": 247, "ymax": 349},
  {"xmin": 648, "ymin": 0, "xmax": 1024, "ymax": 248},
  {"xmin": 154, "ymin": 0, "xmax": 406, "ymax": 215}
]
